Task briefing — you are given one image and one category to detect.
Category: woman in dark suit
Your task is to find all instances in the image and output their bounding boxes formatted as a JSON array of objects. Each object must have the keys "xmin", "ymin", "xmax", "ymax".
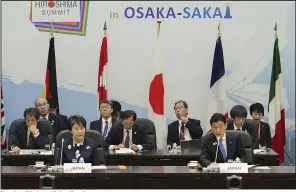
[{"xmin": 62, "ymin": 115, "xmax": 100, "ymax": 165}]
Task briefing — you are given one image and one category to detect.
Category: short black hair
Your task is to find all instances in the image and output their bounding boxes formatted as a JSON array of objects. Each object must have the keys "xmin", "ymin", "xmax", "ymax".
[
  {"xmin": 230, "ymin": 105, "xmax": 248, "ymax": 118},
  {"xmin": 23, "ymin": 108, "xmax": 40, "ymax": 119},
  {"xmin": 210, "ymin": 113, "xmax": 226, "ymax": 126},
  {"xmin": 121, "ymin": 110, "xmax": 137, "ymax": 121},
  {"xmin": 68, "ymin": 115, "xmax": 87, "ymax": 130},
  {"xmin": 174, "ymin": 100, "xmax": 188, "ymax": 109},
  {"xmin": 250, "ymin": 103, "xmax": 265, "ymax": 116},
  {"xmin": 99, "ymin": 100, "xmax": 113, "ymax": 108},
  {"xmin": 111, "ymin": 100, "xmax": 121, "ymax": 112}
]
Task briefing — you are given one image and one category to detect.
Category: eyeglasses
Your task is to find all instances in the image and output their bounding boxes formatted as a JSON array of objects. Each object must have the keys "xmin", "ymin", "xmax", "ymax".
[
  {"xmin": 174, "ymin": 107, "xmax": 185, "ymax": 111},
  {"xmin": 36, "ymin": 102, "xmax": 48, "ymax": 107}
]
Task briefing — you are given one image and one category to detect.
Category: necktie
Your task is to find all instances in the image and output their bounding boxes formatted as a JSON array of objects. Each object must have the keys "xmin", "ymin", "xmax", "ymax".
[
  {"xmin": 219, "ymin": 139, "xmax": 227, "ymax": 162},
  {"xmin": 180, "ymin": 122, "xmax": 185, "ymax": 140},
  {"xmin": 124, "ymin": 130, "xmax": 130, "ymax": 148},
  {"xmin": 236, "ymin": 128, "xmax": 241, "ymax": 131},
  {"xmin": 257, "ymin": 122, "xmax": 261, "ymax": 139},
  {"xmin": 42, "ymin": 117, "xmax": 46, "ymax": 120},
  {"xmin": 103, "ymin": 120, "xmax": 109, "ymax": 137}
]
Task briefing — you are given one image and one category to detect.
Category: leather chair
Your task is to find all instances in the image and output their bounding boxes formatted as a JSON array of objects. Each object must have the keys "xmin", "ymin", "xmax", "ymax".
[
  {"xmin": 54, "ymin": 129, "xmax": 105, "ymax": 165},
  {"xmin": 226, "ymin": 130, "xmax": 254, "ymax": 164},
  {"xmin": 135, "ymin": 118, "xmax": 157, "ymax": 149},
  {"xmin": 8, "ymin": 119, "xmax": 52, "ymax": 149}
]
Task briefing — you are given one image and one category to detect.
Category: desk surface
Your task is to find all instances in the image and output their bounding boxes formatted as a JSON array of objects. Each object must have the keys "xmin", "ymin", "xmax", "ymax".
[{"xmin": 2, "ymin": 166, "xmax": 295, "ymax": 189}]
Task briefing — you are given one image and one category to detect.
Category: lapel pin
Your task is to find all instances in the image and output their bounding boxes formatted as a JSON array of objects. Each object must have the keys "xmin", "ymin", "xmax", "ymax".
[
  {"xmin": 134, "ymin": 132, "xmax": 136, "ymax": 134},
  {"xmin": 86, "ymin": 145, "xmax": 90, "ymax": 149},
  {"xmin": 68, "ymin": 145, "xmax": 71, "ymax": 149},
  {"xmin": 213, "ymin": 142, "xmax": 217, "ymax": 146}
]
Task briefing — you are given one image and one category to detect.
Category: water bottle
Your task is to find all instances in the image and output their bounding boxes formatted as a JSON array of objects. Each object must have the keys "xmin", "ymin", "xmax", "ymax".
[
  {"xmin": 172, "ymin": 143, "xmax": 177, "ymax": 154},
  {"xmin": 235, "ymin": 157, "xmax": 241, "ymax": 163},
  {"xmin": 51, "ymin": 143, "xmax": 55, "ymax": 154}
]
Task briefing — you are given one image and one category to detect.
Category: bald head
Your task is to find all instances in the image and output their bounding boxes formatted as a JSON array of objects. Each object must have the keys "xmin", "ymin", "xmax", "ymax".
[{"xmin": 35, "ymin": 97, "xmax": 49, "ymax": 116}]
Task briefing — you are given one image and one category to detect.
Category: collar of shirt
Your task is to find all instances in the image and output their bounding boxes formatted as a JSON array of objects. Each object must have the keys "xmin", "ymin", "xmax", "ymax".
[
  {"xmin": 124, "ymin": 128, "xmax": 132, "ymax": 133},
  {"xmin": 40, "ymin": 113, "xmax": 49, "ymax": 120},
  {"xmin": 178, "ymin": 119, "xmax": 186, "ymax": 126},
  {"xmin": 233, "ymin": 123, "xmax": 242, "ymax": 131},
  {"xmin": 102, "ymin": 117, "xmax": 112, "ymax": 123},
  {"xmin": 73, "ymin": 141, "xmax": 84, "ymax": 147},
  {"xmin": 216, "ymin": 133, "xmax": 226, "ymax": 141}
]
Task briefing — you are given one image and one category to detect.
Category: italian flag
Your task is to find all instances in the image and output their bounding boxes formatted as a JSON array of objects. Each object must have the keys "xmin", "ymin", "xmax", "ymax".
[{"xmin": 268, "ymin": 23, "xmax": 285, "ymax": 163}]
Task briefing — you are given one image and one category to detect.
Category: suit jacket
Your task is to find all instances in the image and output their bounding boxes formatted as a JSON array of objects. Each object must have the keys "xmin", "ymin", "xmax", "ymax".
[
  {"xmin": 257, "ymin": 121, "xmax": 272, "ymax": 148},
  {"xmin": 10, "ymin": 121, "xmax": 49, "ymax": 149},
  {"xmin": 59, "ymin": 114, "xmax": 68, "ymax": 129},
  {"xmin": 200, "ymin": 132, "xmax": 246, "ymax": 167},
  {"xmin": 227, "ymin": 120, "xmax": 259, "ymax": 149},
  {"xmin": 167, "ymin": 118, "xmax": 203, "ymax": 145},
  {"xmin": 48, "ymin": 113, "xmax": 67, "ymax": 143},
  {"xmin": 104, "ymin": 122, "xmax": 153, "ymax": 151},
  {"xmin": 62, "ymin": 137, "xmax": 100, "ymax": 165},
  {"xmin": 89, "ymin": 117, "xmax": 117, "ymax": 137}
]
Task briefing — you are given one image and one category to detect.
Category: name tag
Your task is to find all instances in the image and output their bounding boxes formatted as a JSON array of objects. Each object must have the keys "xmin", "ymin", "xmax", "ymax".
[
  {"xmin": 63, "ymin": 163, "xmax": 92, "ymax": 173},
  {"xmin": 219, "ymin": 163, "xmax": 248, "ymax": 173}
]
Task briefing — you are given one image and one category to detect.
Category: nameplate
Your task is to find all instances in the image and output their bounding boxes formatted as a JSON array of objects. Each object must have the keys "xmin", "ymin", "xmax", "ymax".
[
  {"xmin": 63, "ymin": 163, "xmax": 92, "ymax": 173},
  {"xmin": 219, "ymin": 163, "xmax": 248, "ymax": 173}
]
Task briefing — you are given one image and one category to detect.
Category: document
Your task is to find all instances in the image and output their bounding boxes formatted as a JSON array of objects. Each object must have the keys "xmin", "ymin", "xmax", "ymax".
[
  {"xmin": 92, "ymin": 165, "xmax": 107, "ymax": 170},
  {"xmin": 115, "ymin": 148, "xmax": 136, "ymax": 154}
]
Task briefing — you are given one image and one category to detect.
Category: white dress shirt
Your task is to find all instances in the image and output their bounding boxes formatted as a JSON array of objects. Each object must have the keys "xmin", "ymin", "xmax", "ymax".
[
  {"xmin": 178, "ymin": 120, "xmax": 192, "ymax": 141},
  {"xmin": 109, "ymin": 128, "xmax": 143, "ymax": 151},
  {"xmin": 233, "ymin": 123, "xmax": 242, "ymax": 131}
]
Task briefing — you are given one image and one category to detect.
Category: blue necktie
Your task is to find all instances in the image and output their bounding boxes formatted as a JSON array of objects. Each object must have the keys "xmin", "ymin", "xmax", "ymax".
[
  {"xmin": 219, "ymin": 139, "xmax": 227, "ymax": 162},
  {"xmin": 103, "ymin": 120, "xmax": 109, "ymax": 137}
]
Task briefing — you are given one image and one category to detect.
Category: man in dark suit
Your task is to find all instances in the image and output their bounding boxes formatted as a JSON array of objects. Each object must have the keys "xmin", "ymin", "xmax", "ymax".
[
  {"xmin": 167, "ymin": 100, "xmax": 203, "ymax": 146},
  {"xmin": 227, "ymin": 105, "xmax": 258, "ymax": 148},
  {"xmin": 111, "ymin": 100, "xmax": 123, "ymax": 120},
  {"xmin": 200, "ymin": 113, "xmax": 245, "ymax": 167},
  {"xmin": 10, "ymin": 108, "xmax": 50, "ymax": 152},
  {"xmin": 90, "ymin": 100, "xmax": 117, "ymax": 138},
  {"xmin": 105, "ymin": 110, "xmax": 152, "ymax": 151},
  {"xmin": 35, "ymin": 97, "xmax": 67, "ymax": 143},
  {"xmin": 250, "ymin": 103, "xmax": 271, "ymax": 148}
]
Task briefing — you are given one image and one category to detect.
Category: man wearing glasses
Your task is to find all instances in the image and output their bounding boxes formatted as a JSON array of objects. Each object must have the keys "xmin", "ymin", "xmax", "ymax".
[
  {"xmin": 167, "ymin": 100, "xmax": 203, "ymax": 146},
  {"xmin": 227, "ymin": 105, "xmax": 258, "ymax": 148},
  {"xmin": 35, "ymin": 97, "xmax": 66, "ymax": 143}
]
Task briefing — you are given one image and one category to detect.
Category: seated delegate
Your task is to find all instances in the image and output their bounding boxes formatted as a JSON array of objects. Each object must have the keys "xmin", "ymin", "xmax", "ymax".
[
  {"xmin": 105, "ymin": 110, "xmax": 153, "ymax": 152},
  {"xmin": 10, "ymin": 108, "xmax": 50, "ymax": 152},
  {"xmin": 200, "ymin": 113, "xmax": 245, "ymax": 167},
  {"xmin": 60, "ymin": 115, "xmax": 100, "ymax": 165}
]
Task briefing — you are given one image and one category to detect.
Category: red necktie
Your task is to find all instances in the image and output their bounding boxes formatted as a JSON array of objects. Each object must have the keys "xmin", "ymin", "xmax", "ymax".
[{"xmin": 257, "ymin": 122, "xmax": 261, "ymax": 139}]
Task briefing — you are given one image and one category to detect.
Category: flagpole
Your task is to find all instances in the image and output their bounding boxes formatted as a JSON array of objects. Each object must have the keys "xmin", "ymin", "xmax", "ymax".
[
  {"xmin": 49, "ymin": 21, "xmax": 54, "ymax": 39},
  {"xmin": 157, "ymin": 19, "xmax": 161, "ymax": 38},
  {"xmin": 103, "ymin": 21, "xmax": 108, "ymax": 100},
  {"xmin": 274, "ymin": 21, "xmax": 277, "ymax": 39}
]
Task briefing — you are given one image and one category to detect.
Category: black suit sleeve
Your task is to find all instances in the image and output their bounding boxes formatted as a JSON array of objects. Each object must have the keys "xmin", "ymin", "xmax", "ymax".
[
  {"xmin": 90, "ymin": 143, "xmax": 100, "ymax": 165},
  {"xmin": 34, "ymin": 124, "xmax": 50, "ymax": 148},
  {"xmin": 166, "ymin": 123, "xmax": 174, "ymax": 146},
  {"xmin": 187, "ymin": 119, "xmax": 203, "ymax": 139},
  {"xmin": 264, "ymin": 123, "xmax": 272, "ymax": 148},
  {"xmin": 9, "ymin": 127, "xmax": 19, "ymax": 149},
  {"xmin": 235, "ymin": 136, "xmax": 246, "ymax": 163},
  {"xmin": 139, "ymin": 127, "xmax": 153, "ymax": 151},
  {"xmin": 200, "ymin": 137, "xmax": 212, "ymax": 167}
]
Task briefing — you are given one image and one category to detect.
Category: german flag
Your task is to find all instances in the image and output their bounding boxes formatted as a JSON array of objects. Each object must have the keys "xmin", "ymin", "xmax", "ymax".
[{"xmin": 43, "ymin": 36, "xmax": 59, "ymax": 114}]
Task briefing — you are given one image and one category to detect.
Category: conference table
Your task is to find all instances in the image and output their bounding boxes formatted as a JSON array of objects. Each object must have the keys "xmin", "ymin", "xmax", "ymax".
[
  {"xmin": 1, "ymin": 166, "xmax": 295, "ymax": 189},
  {"xmin": 1, "ymin": 149, "xmax": 280, "ymax": 166}
]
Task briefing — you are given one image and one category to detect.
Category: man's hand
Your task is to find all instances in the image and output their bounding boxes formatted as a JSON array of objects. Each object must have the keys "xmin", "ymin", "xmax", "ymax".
[
  {"xmin": 11, "ymin": 146, "xmax": 20, "ymax": 153},
  {"xmin": 210, "ymin": 162, "xmax": 217, "ymax": 166},
  {"xmin": 28, "ymin": 124, "xmax": 39, "ymax": 135},
  {"xmin": 180, "ymin": 116, "xmax": 189, "ymax": 124},
  {"xmin": 113, "ymin": 144, "xmax": 124, "ymax": 150},
  {"xmin": 131, "ymin": 144, "xmax": 138, "ymax": 151}
]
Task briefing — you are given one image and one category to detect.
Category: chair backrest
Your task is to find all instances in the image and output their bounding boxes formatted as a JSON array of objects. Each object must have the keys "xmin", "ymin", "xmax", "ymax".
[
  {"xmin": 9, "ymin": 119, "xmax": 52, "ymax": 148},
  {"xmin": 180, "ymin": 139, "xmax": 201, "ymax": 149},
  {"xmin": 226, "ymin": 130, "xmax": 254, "ymax": 164},
  {"xmin": 54, "ymin": 129, "xmax": 105, "ymax": 165},
  {"xmin": 135, "ymin": 118, "xmax": 157, "ymax": 149}
]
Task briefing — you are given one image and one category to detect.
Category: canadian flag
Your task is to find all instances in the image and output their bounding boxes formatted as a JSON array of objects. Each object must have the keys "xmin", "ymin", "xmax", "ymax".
[
  {"xmin": 149, "ymin": 20, "xmax": 166, "ymax": 149},
  {"xmin": 98, "ymin": 22, "xmax": 108, "ymax": 103}
]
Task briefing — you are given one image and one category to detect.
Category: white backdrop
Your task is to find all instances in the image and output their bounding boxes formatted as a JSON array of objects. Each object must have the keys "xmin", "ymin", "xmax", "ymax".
[{"xmin": 2, "ymin": 1, "xmax": 295, "ymax": 136}]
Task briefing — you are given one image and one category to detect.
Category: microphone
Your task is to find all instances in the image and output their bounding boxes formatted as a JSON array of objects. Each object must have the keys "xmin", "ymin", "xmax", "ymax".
[
  {"xmin": 59, "ymin": 138, "xmax": 64, "ymax": 165},
  {"xmin": 214, "ymin": 137, "xmax": 220, "ymax": 163}
]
